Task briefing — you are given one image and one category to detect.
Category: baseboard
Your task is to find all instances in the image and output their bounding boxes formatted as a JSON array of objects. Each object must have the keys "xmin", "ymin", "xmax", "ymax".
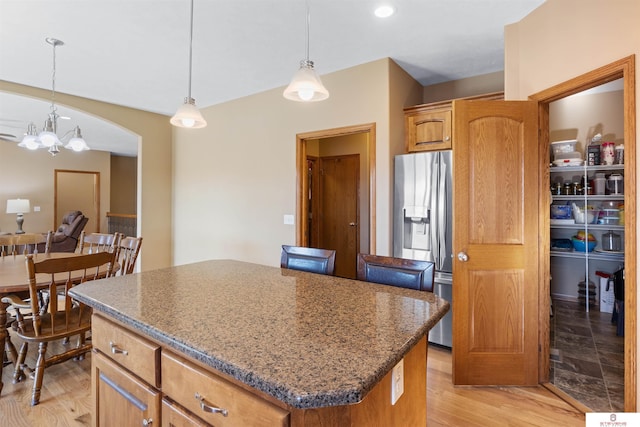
[{"xmin": 542, "ymin": 382, "xmax": 592, "ymax": 413}]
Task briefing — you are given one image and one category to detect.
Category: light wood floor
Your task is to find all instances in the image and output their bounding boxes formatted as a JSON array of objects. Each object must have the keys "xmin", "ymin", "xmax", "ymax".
[
  {"xmin": 427, "ymin": 346, "xmax": 585, "ymax": 426},
  {"xmin": 1, "ymin": 336, "xmax": 585, "ymax": 426}
]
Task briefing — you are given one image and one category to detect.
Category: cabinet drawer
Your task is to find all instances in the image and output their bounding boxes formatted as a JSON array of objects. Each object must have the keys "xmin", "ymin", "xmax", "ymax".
[
  {"xmin": 93, "ymin": 351, "xmax": 161, "ymax": 427},
  {"xmin": 162, "ymin": 397, "xmax": 210, "ymax": 427},
  {"xmin": 92, "ymin": 314, "xmax": 161, "ymax": 387},
  {"xmin": 162, "ymin": 351, "xmax": 289, "ymax": 427}
]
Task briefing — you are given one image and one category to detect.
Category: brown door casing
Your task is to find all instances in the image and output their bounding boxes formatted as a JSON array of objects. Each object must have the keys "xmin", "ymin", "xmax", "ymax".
[
  {"xmin": 54, "ymin": 169, "xmax": 100, "ymax": 233},
  {"xmin": 530, "ymin": 55, "xmax": 636, "ymax": 411},
  {"xmin": 296, "ymin": 123, "xmax": 377, "ymax": 260}
]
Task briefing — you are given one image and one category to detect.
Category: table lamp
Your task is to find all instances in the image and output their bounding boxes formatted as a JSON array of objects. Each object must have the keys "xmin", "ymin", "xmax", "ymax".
[{"xmin": 6, "ymin": 198, "xmax": 30, "ymax": 234}]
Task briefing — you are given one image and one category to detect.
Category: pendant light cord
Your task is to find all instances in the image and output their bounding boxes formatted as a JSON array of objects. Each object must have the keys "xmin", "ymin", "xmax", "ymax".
[
  {"xmin": 305, "ymin": 0, "xmax": 310, "ymax": 62},
  {"xmin": 50, "ymin": 42, "xmax": 57, "ymax": 112},
  {"xmin": 187, "ymin": 0, "xmax": 194, "ymax": 100},
  {"xmin": 48, "ymin": 38, "xmax": 60, "ymax": 133}
]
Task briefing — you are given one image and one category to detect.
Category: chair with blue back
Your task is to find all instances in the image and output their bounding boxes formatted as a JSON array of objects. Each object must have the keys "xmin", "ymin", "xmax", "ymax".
[
  {"xmin": 356, "ymin": 253, "xmax": 435, "ymax": 292},
  {"xmin": 280, "ymin": 245, "xmax": 336, "ymax": 276}
]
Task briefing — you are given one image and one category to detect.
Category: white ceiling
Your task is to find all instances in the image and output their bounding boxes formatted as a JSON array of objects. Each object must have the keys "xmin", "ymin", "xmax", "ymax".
[{"xmin": 0, "ymin": 0, "xmax": 545, "ymax": 156}]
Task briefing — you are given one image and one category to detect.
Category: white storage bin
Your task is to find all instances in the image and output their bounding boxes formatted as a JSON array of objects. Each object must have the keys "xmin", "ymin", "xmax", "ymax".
[
  {"xmin": 600, "ymin": 277, "xmax": 615, "ymax": 313},
  {"xmin": 551, "ymin": 139, "xmax": 578, "ymax": 155}
]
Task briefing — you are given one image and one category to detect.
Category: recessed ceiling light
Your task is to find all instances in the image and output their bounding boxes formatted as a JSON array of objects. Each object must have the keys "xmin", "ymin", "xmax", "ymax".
[{"xmin": 374, "ymin": 5, "xmax": 395, "ymax": 18}]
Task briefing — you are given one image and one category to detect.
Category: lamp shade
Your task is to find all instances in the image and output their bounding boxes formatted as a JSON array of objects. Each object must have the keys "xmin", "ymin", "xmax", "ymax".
[
  {"xmin": 170, "ymin": 97, "xmax": 207, "ymax": 129},
  {"xmin": 38, "ymin": 118, "xmax": 61, "ymax": 147},
  {"xmin": 18, "ymin": 123, "xmax": 42, "ymax": 150},
  {"xmin": 283, "ymin": 60, "xmax": 329, "ymax": 102},
  {"xmin": 64, "ymin": 126, "xmax": 90, "ymax": 152},
  {"xmin": 6, "ymin": 199, "xmax": 30, "ymax": 214},
  {"xmin": 18, "ymin": 134, "xmax": 41, "ymax": 150}
]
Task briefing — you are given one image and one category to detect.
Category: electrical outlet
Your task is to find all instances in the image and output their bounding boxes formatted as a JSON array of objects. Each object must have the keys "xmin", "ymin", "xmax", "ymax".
[
  {"xmin": 34, "ymin": 206, "xmax": 41, "ymax": 212},
  {"xmin": 391, "ymin": 358, "xmax": 404, "ymax": 405},
  {"xmin": 283, "ymin": 214, "xmax": 294, "ymax": 225}
]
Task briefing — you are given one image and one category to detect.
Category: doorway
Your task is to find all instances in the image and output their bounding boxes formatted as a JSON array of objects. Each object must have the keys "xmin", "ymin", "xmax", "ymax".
[
  {"xmin": 54, "ymin": 169, "xmax": 100, "ymax": 233},
  {"xmin": 296, "ymin": 123, "xmax": 376, "ymax": 277},
  {"xmin": 531, "ymin": 56, "xmax": 636, "ymax": 411}
]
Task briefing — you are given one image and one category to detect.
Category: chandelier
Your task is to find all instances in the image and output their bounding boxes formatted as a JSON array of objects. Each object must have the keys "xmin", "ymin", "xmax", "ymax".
[{"xmin": 18, "ymin": 37, "xmax": 89, "ymax": 156}]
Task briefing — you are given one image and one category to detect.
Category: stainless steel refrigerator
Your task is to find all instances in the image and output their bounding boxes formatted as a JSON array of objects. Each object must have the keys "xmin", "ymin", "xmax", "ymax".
[{"xmin": 393, "ymin": 151, "xmax": 453, "ymax": 348}]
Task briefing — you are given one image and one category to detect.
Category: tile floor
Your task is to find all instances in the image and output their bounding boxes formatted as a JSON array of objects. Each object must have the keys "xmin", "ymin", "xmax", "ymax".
[{"xmin": 550, "ymin": 299, "xmax": 625, "ymax": 412}]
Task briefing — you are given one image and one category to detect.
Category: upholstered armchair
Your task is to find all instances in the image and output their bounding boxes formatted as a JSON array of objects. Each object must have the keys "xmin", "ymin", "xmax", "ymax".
[{"xmin": 36, "ymin": 211, "xmax": 88, "ymax": 253}]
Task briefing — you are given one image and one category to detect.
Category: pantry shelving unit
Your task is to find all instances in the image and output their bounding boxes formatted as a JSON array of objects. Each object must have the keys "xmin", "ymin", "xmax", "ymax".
[{"xmin": 550, "ymin": 163, "xmax": 625, "ymax": 311}]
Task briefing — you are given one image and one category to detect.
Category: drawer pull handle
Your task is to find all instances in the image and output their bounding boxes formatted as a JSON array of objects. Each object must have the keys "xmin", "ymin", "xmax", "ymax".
[
  {"xmin": 195, "ymin": 392, "xmax": 228, "ymax": 417},
  {"xmin": 142, "ymin": 418, "xmax": 153, "ymax": 426},
  {"xmin": 110, "ymin": 342, "xmax": 129, "ymax": 356}
]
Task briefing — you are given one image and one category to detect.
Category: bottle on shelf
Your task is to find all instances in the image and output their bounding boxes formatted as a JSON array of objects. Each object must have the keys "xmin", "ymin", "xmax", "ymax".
[
  {"xmin": 593, "ymin": 173, "xmax": 606, "ymax": 195},
  {"xmin": 587, "ymin": 133, "xmax": 602, "ymax": 166}
]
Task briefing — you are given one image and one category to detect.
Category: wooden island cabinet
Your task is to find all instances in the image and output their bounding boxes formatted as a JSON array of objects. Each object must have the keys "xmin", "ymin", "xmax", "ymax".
[{"xmin": 71, "ymin": 260, "xmax": 450, "ymax": 427}]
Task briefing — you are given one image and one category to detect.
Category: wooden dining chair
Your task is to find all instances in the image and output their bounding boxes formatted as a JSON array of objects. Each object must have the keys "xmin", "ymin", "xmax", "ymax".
[
  {"xmin": 356, "ymin": 253, "xmax": 435, "ymax": 292},
  {"xmin": 2, "ymin": 251, "xmax": 116, "ymax": 405},
  {"xmin": 112, "ymin": 236, "xmax": 143, "ymax": 276},
  {"xmin": 3, "ymin": 231, "xmax": 54, "ymax": 364},
  {"xmin": 78, "ymin": 231, "xmax": 122, "ymax": 254},
  {"xmin": 280, "ymin": 245, "xmax": 336, "ymax": 275},
  {"xmin": 0, "ymin": 231, "xmax": 52, "ymax": 257}
]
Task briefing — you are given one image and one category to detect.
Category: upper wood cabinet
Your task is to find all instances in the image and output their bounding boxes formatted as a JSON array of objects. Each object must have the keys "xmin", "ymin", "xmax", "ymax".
[
  {"xmin": 405, "ymin": 105, "xmax": 452, "ymax": 151},
  {"xmin": 404, "ymin": 92, "xmax": 504, "ymax": 153}
]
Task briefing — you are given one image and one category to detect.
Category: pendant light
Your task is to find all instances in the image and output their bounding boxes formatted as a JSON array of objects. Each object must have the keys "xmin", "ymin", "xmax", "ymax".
[
  {"xmin": 283, "ymin": 1, "xmax": 329, "ymax": 102},
  {"xmin": 18, "ymin": 38, "xmax": 90, "ymax": 156},
  {"xmin": 171, "ymin": 0, "xmax": 207, "ymax": 128}
]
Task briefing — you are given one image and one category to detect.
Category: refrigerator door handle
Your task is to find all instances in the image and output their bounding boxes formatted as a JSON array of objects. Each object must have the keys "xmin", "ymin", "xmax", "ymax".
[
  {"xmin": 437, "ymin": 156, "xmax": 448, "ymax": 270},
  {"xmin": 430, "ymin": 155, "xmax": 439, "ymax": 264}
]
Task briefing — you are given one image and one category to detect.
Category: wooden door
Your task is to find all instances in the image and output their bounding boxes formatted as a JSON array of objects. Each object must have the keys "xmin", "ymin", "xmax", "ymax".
[
  {"xmin": 452, "ymin": 100, "xmax": 539, "ymax": 385},
  {"xmin": 55, "ymin": 169, "xmax": 100, "ymax": 233},
  {"xmin": 318, "ymin": 155, "xmax": 360, "ymax": 278}
]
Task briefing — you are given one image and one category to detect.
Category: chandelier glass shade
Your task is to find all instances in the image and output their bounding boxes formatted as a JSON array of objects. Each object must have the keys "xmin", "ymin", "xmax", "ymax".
[
  {"xmin": 18, "ymin": 38, "xmax": 90, "ymax": 156},
  {"xmin": 171, "ymin": 0, "xmax": 207, "ymax": 128},
  {"xmin": 283, "ymin": 2, "xmax": 329, "ymax": 102}
]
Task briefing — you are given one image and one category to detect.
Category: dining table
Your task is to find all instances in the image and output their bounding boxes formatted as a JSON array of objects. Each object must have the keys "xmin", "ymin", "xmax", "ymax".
[{"xmin": 0, "ymin": 252, "xmax": 115, "ymax": 396}]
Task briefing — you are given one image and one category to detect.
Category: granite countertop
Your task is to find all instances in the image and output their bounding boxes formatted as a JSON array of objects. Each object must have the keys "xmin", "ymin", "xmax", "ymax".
[{"xmin": 70, "ymin": 259, "xmax": 450, "ymax": 409}]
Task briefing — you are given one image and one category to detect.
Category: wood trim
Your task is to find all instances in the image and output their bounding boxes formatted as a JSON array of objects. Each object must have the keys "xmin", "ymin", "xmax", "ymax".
[
  {"xmin": 541, "ymin": 383, "xmax": 593, "ymax": 414},
  {"xmin": 529, "ymin": 55, "xmax": 636, "ymax": 412},
  {"xmin": 106, "ymin": 212, "xmax": 137, "ymax": 219},
  {"xmin": 54, "ymin": 169, "xmax": 100, "ymax": 233},
  {"xmin": 296, "ymin": 123, "xmax": 376, "ymax": 254},
  {"xmin": 403, "ymin": 91, "xmax": 505, "ymax": 113},
  {"xmin": 537, "ymin": 100, "xmax": 551, "ymax": 384}
]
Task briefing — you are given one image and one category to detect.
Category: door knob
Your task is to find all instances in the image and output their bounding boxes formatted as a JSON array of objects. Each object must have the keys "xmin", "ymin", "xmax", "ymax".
[
  {"xmin": 349, "ymin": 222, "xmax": 357, "ymax": 227},
  {"xmin": 457, "ymin": 252, "xmax": 469, "ymax": 262}
]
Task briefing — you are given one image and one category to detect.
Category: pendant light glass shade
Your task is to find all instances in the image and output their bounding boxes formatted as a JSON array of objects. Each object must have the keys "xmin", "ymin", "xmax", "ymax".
[
  {"xmin": 38, "ymin": 117, "xmax": 61, "ymax": 147},
  {"xmin": 284, "ymin": 2, "xmax": 329, "ymax": 102},
  {"xmin": 64, "ymin": 126, "xmax": 90, "ymax": 151},
  {"xmin": 171, "ymin": 0, "xmax": 207, "ymax": 129},
  {"xmin": 283, "ymin": 60, "xmax": 329, "ymax": 102},
  {"xmin": 18, "ymin": 123, "xmax": 42, "ymax": 150},
  {"xmin": 170, "ymin": 97, "xmax": 207, "ymax": 128}
]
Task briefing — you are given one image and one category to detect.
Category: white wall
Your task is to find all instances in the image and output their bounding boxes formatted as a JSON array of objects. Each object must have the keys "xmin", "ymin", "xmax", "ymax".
[{"xmin": 505, "ymin": 0, "xmax": 640, "ymax": 406}]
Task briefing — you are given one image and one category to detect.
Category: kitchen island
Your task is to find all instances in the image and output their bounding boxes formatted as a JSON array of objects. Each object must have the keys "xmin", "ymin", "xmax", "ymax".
[{"xmin": 70, "ymin": 259, "xmax": 450, "ymax": 426}]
